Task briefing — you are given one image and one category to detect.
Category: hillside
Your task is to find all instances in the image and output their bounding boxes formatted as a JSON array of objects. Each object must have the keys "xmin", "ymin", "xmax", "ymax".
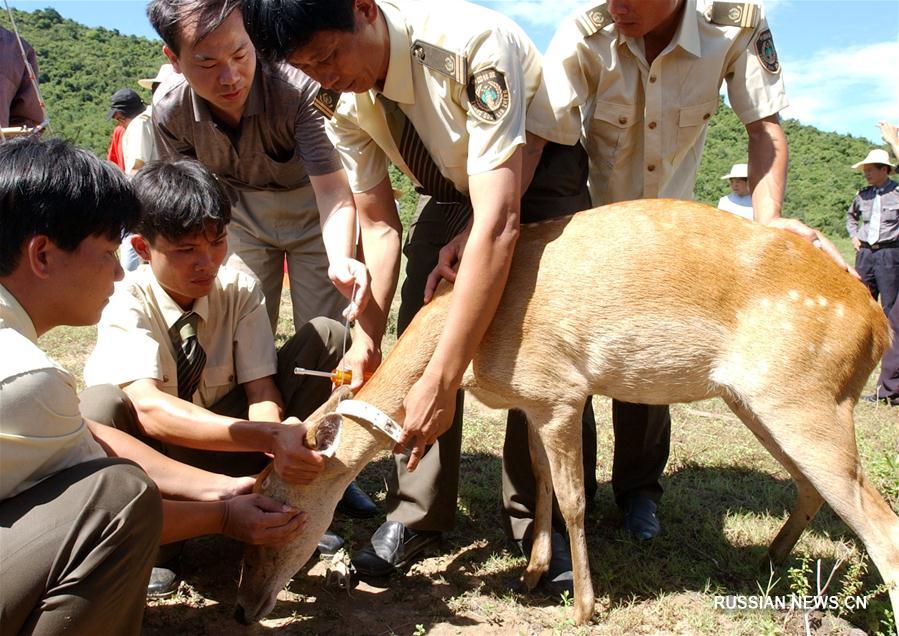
[{"xmin": 3, "ymin": 7, "xmax": 891, "ymax": 236}]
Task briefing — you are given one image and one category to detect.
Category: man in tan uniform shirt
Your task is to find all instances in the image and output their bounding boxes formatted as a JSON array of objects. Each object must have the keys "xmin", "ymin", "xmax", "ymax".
[
  {"xmin": 242, "ymin": 0, "xmax": 597, "ymax": 593},
  {"xmin": 527, "ymin": 0, "xmax": 849, "ymax": 539},
  {"xmin": 148, "ymin": 0, "xmax": 369, "ymax": 332}
]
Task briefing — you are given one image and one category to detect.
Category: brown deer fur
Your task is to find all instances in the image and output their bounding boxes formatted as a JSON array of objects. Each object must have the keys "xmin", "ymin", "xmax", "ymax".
[{"xmin": 235, "ymin": 199, "xmax": 898, "ymax": 627}]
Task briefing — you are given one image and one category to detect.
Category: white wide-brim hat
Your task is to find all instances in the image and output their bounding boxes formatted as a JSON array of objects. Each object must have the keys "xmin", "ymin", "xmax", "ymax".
[
  {"xmin": 138, "ymin": 63, "xmax": 176, "ymax": 90},
  {"xmin": 852, "ymin": 148, "xmax": 895, "ymax": 170},
  {"xmin": 720, "ymin": 163, "xmax": 748, "ymax": 179}
]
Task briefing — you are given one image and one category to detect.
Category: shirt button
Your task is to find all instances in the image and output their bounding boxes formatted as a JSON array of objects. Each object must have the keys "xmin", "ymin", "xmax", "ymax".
[
  {"xmin": 649, "ymin": 75, "xmax": 657, "ymax": 83},
  {"xmin": 163, "ymin": 375, "xmax": 169, "ymax": 382},
  {"xmin": 703, "ymin": 113, "xmax": 711, "ymax": 120},
  {"xmin": 647, "ymin": 164, "xmax": 656, "ymax": 172},
  {"xmin": 228, "ymin": 375, "xmax": 234, "ymax": 382},
  {"xmin": 618, "ymin": 116, "xmax": 628, "ymax": 124},
  {"xmin": 648, "ymin": 121, "xmax": 657, "ymax": 129}
]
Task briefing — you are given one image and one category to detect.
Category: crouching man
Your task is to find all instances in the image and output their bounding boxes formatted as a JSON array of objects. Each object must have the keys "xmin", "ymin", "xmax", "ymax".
[
  {"xmin": 0, "ymin": 137, "xmax": 307, "ymax": 633},
  {"xmin": 81, "ymin": 158, "xmax": 348, "ymax": 596}
]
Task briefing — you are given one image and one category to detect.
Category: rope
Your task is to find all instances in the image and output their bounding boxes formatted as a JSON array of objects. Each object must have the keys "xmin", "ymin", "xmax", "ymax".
[{"xmin": 2, "ymin": 0, "xmax": 50, "ymax": 134}]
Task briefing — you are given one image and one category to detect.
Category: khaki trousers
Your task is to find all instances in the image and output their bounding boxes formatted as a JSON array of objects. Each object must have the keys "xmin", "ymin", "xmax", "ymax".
[
  {"xmin": 0, "ymin": 458, "xmax": 161, "ymax": 636},
  {"xmin": 79, "ymin": 317, "xmax": 345, "ymax": 477},
  {"xmin": 226, "ymin": 185, "xmax": 344, "ymax": 331}
]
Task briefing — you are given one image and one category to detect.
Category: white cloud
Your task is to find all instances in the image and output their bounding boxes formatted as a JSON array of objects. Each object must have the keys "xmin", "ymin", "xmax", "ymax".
[
  {"xmin": 477, "ymin": 0, "xmax": 585, "ymax": 27},
  {"xmin": 780, "ymin": 41, "xmax": 899, "ymax": 140}
]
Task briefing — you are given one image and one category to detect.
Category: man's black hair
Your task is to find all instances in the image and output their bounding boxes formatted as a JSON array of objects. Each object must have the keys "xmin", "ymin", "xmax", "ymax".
[
  {"xmin": 0, "ymin": 136, "xmax": 139, "ymax": 277},
  {"xmin": 132, "ymin": 160, "xmax": 231, "ymax": 243},
  {"xmin": 147, "ymin": 0, "xmax": 240, "ymax": 55},
  {"xmin": 241, "ymin": 0, "xmax": 356, "ymax": 63}
]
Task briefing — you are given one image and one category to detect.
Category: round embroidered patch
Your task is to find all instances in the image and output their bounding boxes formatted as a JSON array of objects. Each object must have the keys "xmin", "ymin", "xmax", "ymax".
[
  {"xmin": 467, "ymin": 68, "xmax": 510, "ymax": 123},
  {"xmin": 754, "ymin": 29, "xmax": 780, "ymax": 73}
]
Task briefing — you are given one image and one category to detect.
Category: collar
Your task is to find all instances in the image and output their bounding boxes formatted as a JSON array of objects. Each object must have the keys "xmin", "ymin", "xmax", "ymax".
[
  {"xmin": 335, "ymin": 399, "xmax": 404, "ymax": 443},
  {"xmin": 618, "ymin": 0, "xmax": 701, "ymax": 60},
  {"xmin": 378, "ymin": 0, "xmax": 415, "ymax": 105},
  {"xmin": 147, "ymin": 272, "xmax": 210, "ymax": 329},
  {"xmin": 0, "ymin": 282, "xmax": 38, "ymax": 343},
  {"xmin": 876, "ymin": 178, "xmax": 897, "ymax": 195},
  {"xmin": 190, "ymin": 62, "xmax": 265, "ymax": 123}
]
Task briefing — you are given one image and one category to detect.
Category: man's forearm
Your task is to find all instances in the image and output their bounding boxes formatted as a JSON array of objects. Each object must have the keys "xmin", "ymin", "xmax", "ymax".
[
  {"xmin": 426, "ymin": 159, "xmax": 521, "ymax": 387},
  {"xmin": 310, "ymin": 170, "xmax": 356, "ymax": 264},
  {"xmin": 161, "ymin": 499, "xmax": 226, "ymax": 545},
  {"xmin": 355, "ymin": 178, "xmax": 403, "ymax": 345},
  {"xmin": 747, "ymin": 115, "xmax": 789, "ymax": 224},
  {"xmin": 88, "ymin": 420, "xmax": 240, "ymax": 501},
  {"xmin": 125, "ymin": 384, "xmax": 281, "ymax": 454}
]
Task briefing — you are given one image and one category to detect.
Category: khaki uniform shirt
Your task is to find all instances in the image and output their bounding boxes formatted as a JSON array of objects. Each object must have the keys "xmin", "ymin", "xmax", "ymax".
[
  {"xmin": 85, "ymin": 265, "xmax": 277, "ymax": 408},
  {"xmin": 153, "ymin": 61, "xmax": 341, "ymax": 192},
  {"xmin": 528, "ymin": 0, "xmax": 788, "ymax": 204},
  {"xmin": 0, "ymin": 283, "xmax": 105, "ymax": 500},
  {"xmin": 326, "ymin": 0, "xmax": 542, "ymax": 195},
  {"xmin": 0, "ymin": 27, "xmax": 42, "ymax": 127}
]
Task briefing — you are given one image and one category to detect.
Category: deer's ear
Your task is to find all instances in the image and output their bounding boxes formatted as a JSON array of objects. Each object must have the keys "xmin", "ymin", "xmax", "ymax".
[{"xmin": 304, "ymin": 413, "xmax": 343, "ymax": 456}]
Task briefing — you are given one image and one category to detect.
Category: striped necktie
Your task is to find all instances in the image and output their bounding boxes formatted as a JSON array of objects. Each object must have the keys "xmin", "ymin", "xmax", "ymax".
[
  {"xmin": 867, "ymin": 190, "xmax": 882, "ymax": 245},
  {"xmin": 377, "ymin": 94, "xmax": 472, "ymax": 239},
  {"xmin": 169, "ymin": 311, "xmax": 206, "ymax": 402}
]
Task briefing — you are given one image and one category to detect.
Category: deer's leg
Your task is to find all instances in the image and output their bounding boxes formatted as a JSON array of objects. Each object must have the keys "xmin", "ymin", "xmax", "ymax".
[
  {"xmin": 723, "ymin": 397, "xmax": 824, "ymax": 564},
  {"xmin": 534, "ymin": 403, "xmax": 594, "ymax": 625},
  {"xmin": 521, "ymin": 411, "xmax": 554, "ymax": 591},
  {"xmin": 727, "ymin": 398, "xmax": 899, "ymax": 617}
]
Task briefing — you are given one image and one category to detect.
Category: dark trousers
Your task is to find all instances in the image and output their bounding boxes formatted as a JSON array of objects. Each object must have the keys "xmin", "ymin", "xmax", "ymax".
[
  {"xmin": 878, "ymin": 297, "xmax": 899, "ymax": 399},
  {"xmin": 611, "ymin": 401, "xmax": 671, "ymax": 506},
  {"xmin": 856, "ymin": 245, "xmax": 899, "ymax": 315},
  {"xmin": 386, "ymin": 142, "xmax": 599, "ymax": 539},
  {"xmin": 0, "ymin": 458, "xmax": 161, "ymax": 636}
]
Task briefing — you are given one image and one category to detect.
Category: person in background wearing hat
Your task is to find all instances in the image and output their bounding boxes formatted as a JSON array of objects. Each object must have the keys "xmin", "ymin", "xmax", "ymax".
[
  {"xmin": 852, "ymin": 128, "xmax": 899, "ymax": 407},
  {"xmin": 118, "ymin": 64, "xmax": 178, "ymax": 271},
  {"xmin": 106, "ymin": 88, "xmax": 146, "ymax": 171},
  {"xmin": 122, "ymin": 64, "xmax": 176, "ymax": 177},
  {"xmin": 1, "ymin": 26, "xmax": 42, "ymax": 131},
  {"xmin": 717, "ymin": 163, "xmax": 754, "ymax": 220}
]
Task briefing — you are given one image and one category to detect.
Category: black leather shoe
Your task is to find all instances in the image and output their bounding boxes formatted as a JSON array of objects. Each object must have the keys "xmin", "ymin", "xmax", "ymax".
[
  {"xmin": 862, "ymin": 393, "xmax": 899, "ymax": 406},
  {"xmin": 351, "ymin": 520, "xmax": 441, "ymax": 577},
  {"xmin": 623, "ymin": 495, "xmax": 660, "ymax": 540},
  {"xmin": 147, "ymin": 566, "xmax": 179, "ymax": 599},
  {"xmin": 517, "ymin": 529, "xmax": 574, "ymax": 598},
  {"xmin": 336, "ymin": 481, "xmax": 380, "ymax": 519},
  {"xmin": 317, "ymin": 529, "xmax": 345, "ymax": 557}
]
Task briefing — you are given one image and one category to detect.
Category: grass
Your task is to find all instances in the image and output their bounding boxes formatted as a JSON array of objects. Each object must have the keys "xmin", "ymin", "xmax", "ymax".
[{"xmin": 38, "ymin": 227, "xmax": 899, "ymax": 635}]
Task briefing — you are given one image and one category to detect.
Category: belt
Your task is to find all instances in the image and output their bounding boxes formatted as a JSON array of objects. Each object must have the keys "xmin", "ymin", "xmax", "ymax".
[{"xmin": 860, "ymin": 240, "xmax": 899, "ymax": 251}]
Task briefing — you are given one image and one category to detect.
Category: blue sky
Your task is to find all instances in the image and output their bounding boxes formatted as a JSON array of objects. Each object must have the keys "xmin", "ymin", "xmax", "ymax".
[{"xmin": 4, "ymin": 0, "xmax": 897, "ymax": 142}]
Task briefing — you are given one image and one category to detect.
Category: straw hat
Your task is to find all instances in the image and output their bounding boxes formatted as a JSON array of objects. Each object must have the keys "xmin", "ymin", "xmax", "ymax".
[
  {"xmin": 138, "ymin": 63, "xmax": 176, "ymax": 90},
  {"xmin": 720, "ymin": 163, "xmax": 748, "ymax": 180},
  {"xmin": 851, "ymin": 148, "xmax": 894, "ymax": 170}
]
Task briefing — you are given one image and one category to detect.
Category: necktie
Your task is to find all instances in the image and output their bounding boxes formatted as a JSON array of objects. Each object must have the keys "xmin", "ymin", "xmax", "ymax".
[
  {"xmin": 867, "ymin": 191, "xmax": 882, "ymax": 245},
  {"xmin": 377, "ymin": 94, "xmax": 472, "ymax": 239},
  {"xmin": 169, "ymin": 311, "xmax": 206, "ymax": 402}
]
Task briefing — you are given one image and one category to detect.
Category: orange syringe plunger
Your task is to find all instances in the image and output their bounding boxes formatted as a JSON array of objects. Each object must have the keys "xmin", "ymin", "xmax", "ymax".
[{"xmin": 330, "ymin": 369, "xmax": 373, "ymax": 386}]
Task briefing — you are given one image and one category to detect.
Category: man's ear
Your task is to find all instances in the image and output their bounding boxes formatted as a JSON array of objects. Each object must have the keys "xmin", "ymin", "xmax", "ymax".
[
  {"xmin": 162, "ymin": 45, "xmax": 181, "ymax": 74},
  {"xmin": 25, "ymin": 235, "xmax": 53, "ymax": 279},
  {"xmin": 131, "ymin": 234, "xmax": 152, "ymax": 262},
  {"xmin": 356, "ymin": 0, "xmax": 379, "ymax": 25}
]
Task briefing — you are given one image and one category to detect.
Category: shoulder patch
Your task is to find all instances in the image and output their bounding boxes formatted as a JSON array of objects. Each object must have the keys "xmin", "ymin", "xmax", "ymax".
[
  {"xmin": 754, "ymin": 28, "xmax": 780, "ymax": 73},
  {"xmin": 410, "ymin": 40, "xmax": 468, "ymax": 84},
  {"xmin": 575, "ymin": 5, "xmax": 612, "ymax": 37},
  {"xmin": 313, "ymin": 88, "xmax": 340, "ymax": 119},
  {"xmin": 707, "ymin": 2, "xmax": 759, "ymax": 28},
  {"xmin": 466, "ymin": 68, "xmax": 510, "ymax": 124}
]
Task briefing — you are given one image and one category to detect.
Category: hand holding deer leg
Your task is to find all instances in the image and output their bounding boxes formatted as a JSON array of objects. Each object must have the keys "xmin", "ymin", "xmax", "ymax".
[{"xmin": 397, "ymin": 370, "xmax": 459, "ymax": 471}]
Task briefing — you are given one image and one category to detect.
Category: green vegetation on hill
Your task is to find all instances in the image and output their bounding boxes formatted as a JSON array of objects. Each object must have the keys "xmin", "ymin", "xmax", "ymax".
[
  {"xmin": 4, "ymin": 7, "xmax": 892, "ymax": 237},
  {"xmin": 3, "ymin": 7, "xmax": 166, "ymax": 154}
]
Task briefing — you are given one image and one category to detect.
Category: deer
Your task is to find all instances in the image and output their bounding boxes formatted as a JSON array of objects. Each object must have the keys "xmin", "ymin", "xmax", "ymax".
[{"xmin": 234, "ymin": 199, "xmax": 899, "ymax": 628}]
